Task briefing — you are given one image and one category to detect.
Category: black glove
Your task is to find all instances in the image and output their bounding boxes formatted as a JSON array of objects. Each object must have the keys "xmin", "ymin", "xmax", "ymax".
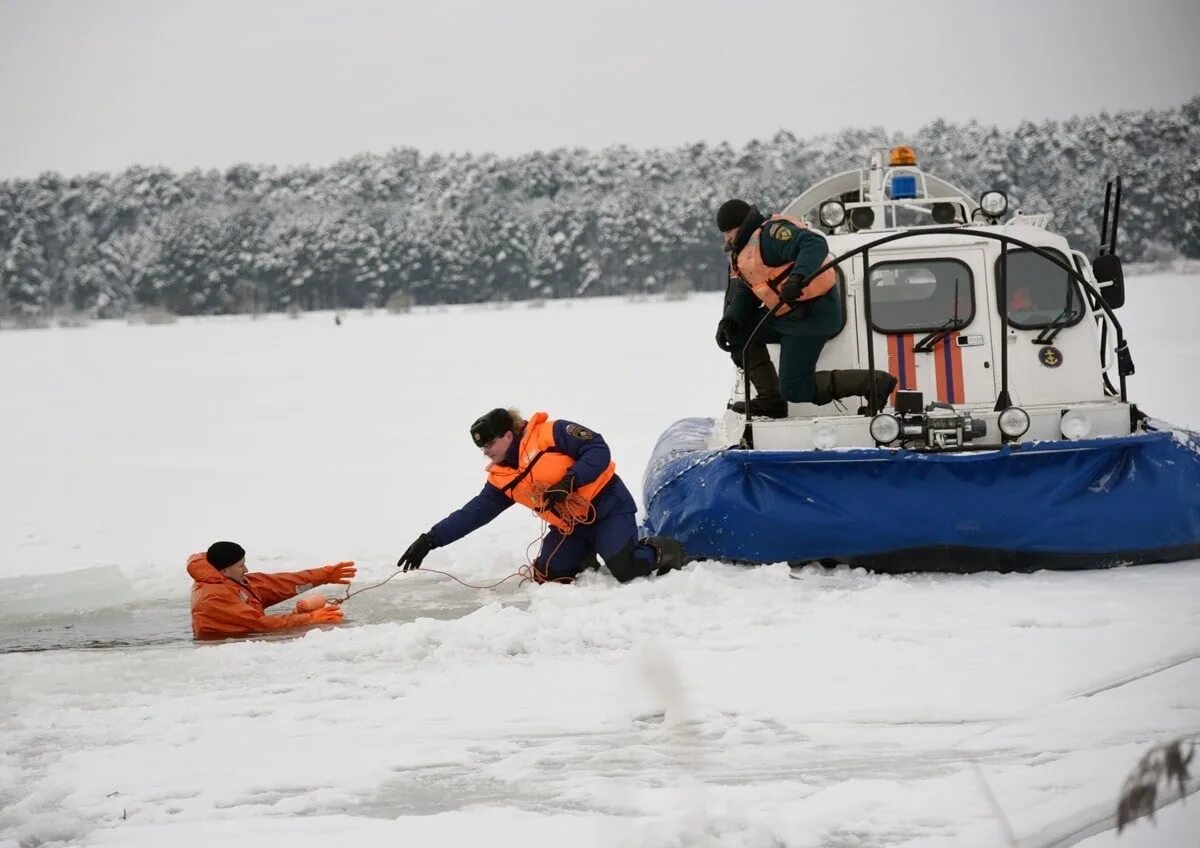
[
  {"xmin": 541, "ymin": 476, "xmax": 575, "ymax": 511},
  {"xmin": 779, "ymin": 273, "xmax": 810, "ymax": 304},
  {"xmin": 397, "ymin": 533, "xmax": 434, "ymax": 571},
  {"xmin": 714, "ymin": 318, "xmax": 738, "ymax": 352}
]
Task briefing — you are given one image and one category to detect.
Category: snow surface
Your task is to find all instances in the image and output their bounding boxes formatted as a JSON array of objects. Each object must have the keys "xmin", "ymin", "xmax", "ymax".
[{"xmin": 1, "ymin": 274, "xmax": 1198, "ymax": 847}]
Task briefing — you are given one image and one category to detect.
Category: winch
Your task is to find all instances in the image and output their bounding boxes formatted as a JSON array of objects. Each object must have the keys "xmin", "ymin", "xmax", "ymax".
[{"xmin": 869, "ymin": 391, "xmax": 987, "ymax": 450}]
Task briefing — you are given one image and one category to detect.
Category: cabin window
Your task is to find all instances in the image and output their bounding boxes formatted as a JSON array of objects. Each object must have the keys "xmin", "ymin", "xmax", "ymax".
[
  {"xmin": 867, "ymin": 258, "xmax": 974, "ymax": 333},
  {"xmin": 828, "ymin": 265, "xmax": 848, "ymax": 336},
  {"xmin": 996, "ymin": 249, "xmax": 1086, "ymax": 330}
]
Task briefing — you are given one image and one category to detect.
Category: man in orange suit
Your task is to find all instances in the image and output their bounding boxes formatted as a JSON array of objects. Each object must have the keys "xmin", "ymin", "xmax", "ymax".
[{"xmin": 188, "ymin": 540, "xmax": 355, "ymax": 640}]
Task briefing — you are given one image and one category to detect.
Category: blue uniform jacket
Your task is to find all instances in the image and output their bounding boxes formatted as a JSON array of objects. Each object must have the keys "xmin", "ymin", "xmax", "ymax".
[{"xmin": 428, "ymin": 420, "xmax": 636, "ymax": 547}]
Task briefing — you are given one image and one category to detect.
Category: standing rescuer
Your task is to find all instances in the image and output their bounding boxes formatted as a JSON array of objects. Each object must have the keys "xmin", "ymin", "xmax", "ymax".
[
  {"xmin": 396, "ymin": 408, "xmax": 686, "ymax": 583},
  {"xmin": 188, "ymin": 541, "xmax": 355, "ymax": 640}
]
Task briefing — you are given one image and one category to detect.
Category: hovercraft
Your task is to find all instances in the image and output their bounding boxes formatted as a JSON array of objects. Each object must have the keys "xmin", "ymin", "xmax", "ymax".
[{"xmin": 643, "ymin": 147, "xmax": 1200, "ymax": 572}]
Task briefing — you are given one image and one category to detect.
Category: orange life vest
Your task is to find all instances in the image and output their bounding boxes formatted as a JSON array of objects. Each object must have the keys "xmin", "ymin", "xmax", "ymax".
[
  {"xmin": 731, "ymin": 215, "xmax": 838, "ymax": 317},
  {"xmin": 486, "ymin": 411, "xmax": 616, "ymax": 533}
]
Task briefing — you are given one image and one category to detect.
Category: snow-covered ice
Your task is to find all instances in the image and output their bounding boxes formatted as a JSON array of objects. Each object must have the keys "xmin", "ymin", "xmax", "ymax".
[{"xmin": 1, "ymin": 275, "xmax": 1198, "ymax": 847}]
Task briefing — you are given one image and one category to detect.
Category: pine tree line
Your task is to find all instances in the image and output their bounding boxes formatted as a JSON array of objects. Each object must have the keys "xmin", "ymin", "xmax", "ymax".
[{"xmin": 1, "ymin": 97, "xmax": 1196, "ymax": 319}]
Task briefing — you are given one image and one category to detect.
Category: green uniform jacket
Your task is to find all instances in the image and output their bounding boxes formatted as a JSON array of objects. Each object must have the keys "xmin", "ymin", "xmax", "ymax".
[{"xmin": 724, "ymin": 220, "xmax": 841, "ymax": 337}]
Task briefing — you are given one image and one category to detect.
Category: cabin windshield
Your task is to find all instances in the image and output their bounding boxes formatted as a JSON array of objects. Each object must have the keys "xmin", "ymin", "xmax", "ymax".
[
  {"xmin": 999, "ymin": 249, "xmax": 1085, "ymax": 330},
  {"xmin": 868, "ymin": 258, "xmax": 975, "ymax": 333}
]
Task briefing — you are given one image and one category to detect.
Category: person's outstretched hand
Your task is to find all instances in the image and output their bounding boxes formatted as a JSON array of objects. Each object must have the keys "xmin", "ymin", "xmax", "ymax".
[
  {"xmin": 326, "ymin": 561, "xmax": 357, "ymax": 584},
  {"xmin": 398, "ymin": 533, "xmax": 434, "ymax": 572},
  {"xmin": 310, "ymin": 605, "xmax": 344, "ymax": 624}
]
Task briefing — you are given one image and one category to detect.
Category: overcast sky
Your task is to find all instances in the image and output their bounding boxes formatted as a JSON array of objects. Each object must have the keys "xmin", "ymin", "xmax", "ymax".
[{"xmin": 1, "ymin": 0, "xmax": 1197, "ymax": 179}]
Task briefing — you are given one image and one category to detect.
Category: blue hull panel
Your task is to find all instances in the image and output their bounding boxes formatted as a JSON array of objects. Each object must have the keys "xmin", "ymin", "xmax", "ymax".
[{"xmin": 642, "ymin": 418, "xmax": 1200, "ymax": 571}]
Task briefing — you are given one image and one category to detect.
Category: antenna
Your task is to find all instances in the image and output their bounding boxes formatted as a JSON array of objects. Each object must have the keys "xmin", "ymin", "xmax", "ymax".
[
  {"xmin": 1110, "ymin": 176, "xmax": 1122, "ymax": 255},
  {"xmin": 1099, "ymin": 181, "xmax": 1112, "ymax": 255},
  {"xmin": 1098, "ymin": 176, "xmax": 1123, "ymax": 256}
]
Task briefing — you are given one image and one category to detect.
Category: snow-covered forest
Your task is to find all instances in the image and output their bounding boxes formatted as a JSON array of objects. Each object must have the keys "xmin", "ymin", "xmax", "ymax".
[{"xmin": 1, "ymin": 97, "xmax": 1196, "ymax": 320}]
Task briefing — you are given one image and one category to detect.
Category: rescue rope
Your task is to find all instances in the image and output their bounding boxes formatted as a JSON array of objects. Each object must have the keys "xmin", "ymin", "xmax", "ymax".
[
  {"xmin": 331, "ymin": 569, "xmax": 404, "ymax": 603},
  {"xmin": 331, "ymin": 483, "xmax": 598, "ymax": 602},
  {"xmin": 523, "ymin": 480, "xmax": 597, "ymax": 584},
  {"xmin": 330, "ymin": 565, "xmax": 529, "ymax": 603}
]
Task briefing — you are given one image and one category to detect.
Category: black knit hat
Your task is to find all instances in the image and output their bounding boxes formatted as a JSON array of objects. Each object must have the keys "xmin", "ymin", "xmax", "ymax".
[
  {"xmin": 206, "ymin": 541, "xmax": 246, "ymax": 570},
  {"xmin": 716, "ymin": 199, "xmax": 752, "ymax": 232},
  {"xmin": 470, "ymin": 408, "xmax": 514, "ymax": 447}
]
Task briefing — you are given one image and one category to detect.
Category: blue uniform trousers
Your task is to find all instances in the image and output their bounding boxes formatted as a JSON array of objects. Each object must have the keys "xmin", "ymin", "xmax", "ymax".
[{"xmin": 536, "ymin": 476, "xmax": 658, "ymax": 582}]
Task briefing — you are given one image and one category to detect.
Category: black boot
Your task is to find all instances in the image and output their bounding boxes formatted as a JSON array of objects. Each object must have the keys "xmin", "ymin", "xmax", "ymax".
[
  {"xmin": 814, "ymin": 370, "xmax": 898, "ymax": 415},
  {"xmin": 728, "ymin": 346, "xmax": 788, "ymax": 419},
  {"xmin": 604, "ymin": 539, "xmax": 684, "ymax": 582},
  {"xmin": 729, "ymin": 395, "xmax": 789, "ymax": 417},
  {"xmin": 644, "ymin": 537, "xmax": 686, "ymax": 576}
]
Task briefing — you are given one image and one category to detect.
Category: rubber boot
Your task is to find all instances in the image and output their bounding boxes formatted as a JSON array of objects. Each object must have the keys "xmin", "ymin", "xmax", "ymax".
[
  {"xmin": 644, "ymin": 537, "xmax": 686, "ymax": 576},
  {"xmin": 728, "ymin": 346, "xmax": 788, "ymax": 419},
  {"xmin": 813, "ymin": 370, "xmax": 898, "ymax": 414},
  {"xmin": 604, "ymin": 539, "xmax": 681, "ymax": 582}
]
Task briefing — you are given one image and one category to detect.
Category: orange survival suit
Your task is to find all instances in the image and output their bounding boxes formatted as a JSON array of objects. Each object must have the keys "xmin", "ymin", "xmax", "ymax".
[{"xmin": 188, "ymin": 553, "xmax": 344, "ymax": 640}]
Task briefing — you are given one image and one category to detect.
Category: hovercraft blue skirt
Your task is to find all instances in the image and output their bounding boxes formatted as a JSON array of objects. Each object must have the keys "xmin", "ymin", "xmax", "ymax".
[{"xmin": 641, "ymin": 418, "xmax": 1200, "ymax": 572}]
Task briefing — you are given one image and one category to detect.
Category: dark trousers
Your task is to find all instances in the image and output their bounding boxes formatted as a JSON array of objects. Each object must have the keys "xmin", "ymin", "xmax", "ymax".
[
  {"xmin": 536, "ymin": 477, "xmax": 658, "ymax": 582},
  {"xmin": 725, "ymin": 290, "xmax": 844, "ymax": 403}
]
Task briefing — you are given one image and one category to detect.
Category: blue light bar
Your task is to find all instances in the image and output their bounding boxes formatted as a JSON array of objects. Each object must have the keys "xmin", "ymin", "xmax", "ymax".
[{"xmin": 891, "ymin": 174, "xmax": 918, "ymax": 200}]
